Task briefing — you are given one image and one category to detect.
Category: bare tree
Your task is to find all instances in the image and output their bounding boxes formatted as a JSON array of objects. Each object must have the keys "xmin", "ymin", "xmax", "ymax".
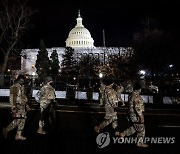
[
  {"xmin": 0, "ymin": 0, "xmax": 36, "ymax": 85},
  {"xmin": 93, "ymin": 47, "xmax": 135, "ymax": 79}
]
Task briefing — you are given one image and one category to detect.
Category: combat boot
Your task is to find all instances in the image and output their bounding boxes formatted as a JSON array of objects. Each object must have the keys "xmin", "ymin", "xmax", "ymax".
[
  {"xmin": 136, "ymin": 143, "xmax": 148, "ymax": 148},
  {"xmin": 15, "ymin": 131, "xmax": 26, "ymax": 140},
  {"xmin": 37, "ymin": 127, "xmax": 47, "ymax": 134},
  {"xmin": 115, "ymin": 131, "xmax": 125, "ymax": 139},
  {"xmin": 94, "ymin": 126, "xmax": 100, "ymax": 133}
]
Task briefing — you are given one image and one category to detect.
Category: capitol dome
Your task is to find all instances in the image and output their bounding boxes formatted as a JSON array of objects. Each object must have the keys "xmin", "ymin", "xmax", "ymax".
[{"xmin": 65, "ymin": 10, "xmax": 95, "ymax": 48}]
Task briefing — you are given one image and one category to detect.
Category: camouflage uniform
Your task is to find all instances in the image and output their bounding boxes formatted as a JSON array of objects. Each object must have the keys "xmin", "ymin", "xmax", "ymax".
[
  {"xmin": 99, "ymin": 83, "xmax": 106, "ymax": 105},
  {"xmin": 37, "ymin": 81, "xmax": 56, "ymax": 134},
  {"xmin": 121, "ymin": 89, "xmax": 146, "ymax": 145},
  {"xmin": 2, "ymin": 78, "xmax": 28, "ymax": 140},
  {"xmin": 95, "ymin": 84, "xmax": 119, "ymax": 133},
  {"xmin": 116, "ymin": 85, "xmax": 125, "ymax": 106},
  {"xmin": 148, "ymin": 81, "xmax": 159, "ymax": 93}
]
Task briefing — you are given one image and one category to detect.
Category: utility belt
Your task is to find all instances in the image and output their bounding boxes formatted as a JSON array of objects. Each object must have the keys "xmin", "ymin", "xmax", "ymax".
[
  {"xmin": 126, "ymin": 112, "xmax": 144, "ymax": 124},
  {"xmin": 13, "ymin": 117, "xmax": 26, "ymax": 119}
]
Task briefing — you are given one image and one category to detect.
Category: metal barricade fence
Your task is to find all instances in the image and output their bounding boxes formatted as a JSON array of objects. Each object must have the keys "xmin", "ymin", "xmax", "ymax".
[{"xmin": 0, "ymin": 74, "xmax": 180, "ymax": 105}]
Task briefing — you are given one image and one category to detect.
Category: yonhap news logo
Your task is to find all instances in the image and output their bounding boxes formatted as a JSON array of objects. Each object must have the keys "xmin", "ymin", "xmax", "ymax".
[
  {"xmin": 113, "ymin": 137, "xmax": 175, "ymax": 144},
  {"xmin": 96, "ymin": 132, "xmax": 175, "ymax": 148},
  {"xmin": 96, "ymin": 132, "xmax": 110, "ymax": 148}
]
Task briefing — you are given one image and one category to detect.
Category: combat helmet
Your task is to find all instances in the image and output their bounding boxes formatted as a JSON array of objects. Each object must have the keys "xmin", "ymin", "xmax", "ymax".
[{"xmin": 44, "ymin": 76, "xmax": 53, "ymax": 83}]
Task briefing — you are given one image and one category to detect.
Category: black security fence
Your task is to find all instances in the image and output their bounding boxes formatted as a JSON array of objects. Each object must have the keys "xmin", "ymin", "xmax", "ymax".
[
  {"xmin": 0, "ymin": 74, "xmax": 180, "ymax": 105},
  {"xmin": 1, "ymin": 88, "xmax": 180, "ymax": 106},
  {"xmin": 1, "ymin": 74, "xmax": 180, "ymax": 93}
]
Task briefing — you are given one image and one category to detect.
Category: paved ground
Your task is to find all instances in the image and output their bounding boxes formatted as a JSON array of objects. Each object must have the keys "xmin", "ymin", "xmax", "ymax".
[{"xmin": 0, "ymin": 102, "xmax": 180, "ymax": 154}]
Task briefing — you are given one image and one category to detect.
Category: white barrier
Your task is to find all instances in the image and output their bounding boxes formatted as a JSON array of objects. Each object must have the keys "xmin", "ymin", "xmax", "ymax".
[
  {"xmin": 75, "ymin": 91, "xmax": 99, "ymax": 100},
  {"xmin": 92, "ymin": 92, "xmax": 99, "ymax": 100},
  {"xmin": 163, "ymin": 96, "xmax": 180, "ymax": 104},
  {"xmin": 55, "ymin": 91, "xmax": 66, "ymax": 99},
  {"xmin": 32, "ymin": 90, "xmax": 67, "ymax": 99},
  {"xmin": 75, "ymin": 91, "xmax": 87, "ymax": 100},
  {"xmin": 1, "ymin": 89, "xmax": 179, "ymax": 104},
  {"xmin": 0, "ymin": 89, "xmax": 10, "ymax": 96},
  {"xmin": 121, "ymin": 94, "xmax": 129, "ymax": 102},
  {"xmin": 141, "ymin": 95, "xmax": 153, "ymax": 104}
]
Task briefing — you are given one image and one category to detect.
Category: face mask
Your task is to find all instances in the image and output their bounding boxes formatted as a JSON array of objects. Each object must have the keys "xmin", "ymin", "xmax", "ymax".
[
  {"xmin": 50, "ymin": 82, "xmax": 54, "ymax": 86},
  {"xmin": 18, "ymin": 79, "xmax": 25, "ymax": 85}
]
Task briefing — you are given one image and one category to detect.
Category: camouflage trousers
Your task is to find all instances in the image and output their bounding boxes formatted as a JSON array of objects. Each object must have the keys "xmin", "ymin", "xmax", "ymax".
[
  {"xmin": 39, "ymin": 104, "xmax": 51, "ymax": 127},
  {"xmin": 98, "ymin": 116, "xmax": 118, "ymax": 131},
  {"xmin": 122, "ymin": 123, "xmax": 145, "ymax": 144},
  {"xmin": 5, "ymin": 118, "xmax": 26, "ymax": 132}
]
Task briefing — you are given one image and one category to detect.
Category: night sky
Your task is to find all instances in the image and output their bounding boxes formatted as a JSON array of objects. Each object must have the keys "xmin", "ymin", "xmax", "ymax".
[{"xmin": 25, "ymin": 0, "xmax": 180, "ymax": 48}]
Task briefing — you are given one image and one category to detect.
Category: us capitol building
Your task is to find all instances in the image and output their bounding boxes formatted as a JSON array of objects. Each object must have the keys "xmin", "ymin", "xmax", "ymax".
[{"xmin": 21, "ymin": 10, "xmax": 133, "ymax": 75}]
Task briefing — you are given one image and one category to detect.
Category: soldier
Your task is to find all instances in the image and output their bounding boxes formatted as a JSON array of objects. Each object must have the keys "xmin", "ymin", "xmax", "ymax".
[
  {"xmin": 99, "ymin": 82, "xmax": 106, "ymax": 106},
  {"xmin": 116, "ymin": 82, "xmax": 148, "ymax": 147},
  {"xmin": 94, "ymin": 79, "xmax": 119, "ymax": 135},
  {"xmin": 116, "ymin": 84, "xmax": 125, "ymax": 106},
  {"xmin": 2, "ymin": 75, "xmax": 29, "ymax": 140},
  {"xmin": 37, "ymin": 76, "xmax": 56, "ymax": 134},
  {"xmin": 148, "ymin": 81, "xmax": 159, "ymax": 93}
]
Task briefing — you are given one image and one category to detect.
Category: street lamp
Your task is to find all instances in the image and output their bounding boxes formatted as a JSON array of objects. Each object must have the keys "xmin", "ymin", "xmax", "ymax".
[
  {"xmin": 99, "ymin": 72, "xmax": 103, "ymax": 78},
  {"xmin": 138, "ymin": 70, "xmax": 146, "ymax": 79},
  {"xmin": 169, "ymin": 64, "xmax": 173, "ymax": 68},
  {"xmin": 58, "ymin": 68, "xmax": 61, "ymax": 73},
  {"xmin": 99, "ymin": 72, "xmax": 103, "ymax": 84},
  {"xmin": 139, "ymin": 70, "xmax": 146, "ymax": 75},
  {"xmin": 32, "ymin": 72, "xmax": 36, "ymax": 87}
]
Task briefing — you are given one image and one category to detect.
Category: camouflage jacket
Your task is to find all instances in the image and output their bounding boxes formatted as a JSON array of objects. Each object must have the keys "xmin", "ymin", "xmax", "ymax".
[
  {"xmin": 104, "ymin": 86, "xmax": 119, "ymax": 120},
  {"xmin": 104, "ymin": 86, "xmax": 119, "ymax": 108},
  {"xmin": 128, "ymin": 90, "xmax": 145, "ymax": 116},
  {"xmin": 39, "ymin": 84, "xmax": 56, "ymax": 109},
  {"xmin": 99, "ymin": 83, "xmax": 106, "ymax": 105},
  {"xmin": 9, "ymin": 83, "xmax": 28, "ymax": 118},
  {"xmin": 116, "ymin": 85, "xmax": 124, "ymax": 100},
  {"xmin": 99, "ymin": 83, "xmax": 106, "ymax": 94}
]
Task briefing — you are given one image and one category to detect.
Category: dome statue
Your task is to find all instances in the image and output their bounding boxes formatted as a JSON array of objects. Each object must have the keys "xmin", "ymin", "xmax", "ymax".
[{"xmin": 65, "ymin": 10, "xmax": 95, "ymax": 48}]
